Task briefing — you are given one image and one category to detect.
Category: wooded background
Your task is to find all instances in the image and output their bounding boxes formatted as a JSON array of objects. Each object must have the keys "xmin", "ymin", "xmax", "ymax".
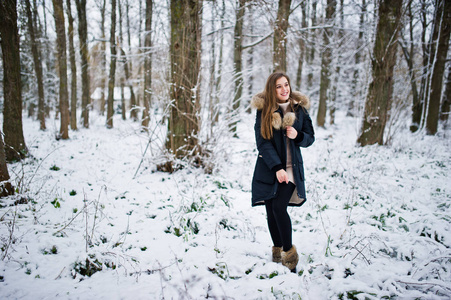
[{"xmin": 1, "ymin": 0, "xmax": 450, "ymax": 195}]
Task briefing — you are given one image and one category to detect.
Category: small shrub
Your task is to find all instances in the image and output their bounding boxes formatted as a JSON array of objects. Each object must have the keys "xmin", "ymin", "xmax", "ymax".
[
  {"xmin": 214, "ymin": 181, "xmax": 228, "ymax": 189},
  {"xmin": 219, "ymin": 219, "xmax": 236, "ymax": 231},
  {"xmin": 69, "ymin": 190, "xmax": 77, "ymax": 196},
  {"xmin": 208, "ymin": 262, "xmax": 240, "ymax": 280},
  {"xmin": 173, "ymin": 227, "xmax": 182, "ymax": 237},
  {"xmin": 72, "ymin": 255, "xmax": 116, "ymax": 279},
  {"xmin": 42, "ymin": 245, "xmax": 58, "ymax": 255},
  {"xmin": 73, "ymin": 258, "xmax": 102, "ymax": 278},
  {"xmin": 50, "ymin": 165, "xmax": 60, "ymax": 171},
  {"xmin": 51, "ymin": 198, "xmax": 61, "ymax": 208}
]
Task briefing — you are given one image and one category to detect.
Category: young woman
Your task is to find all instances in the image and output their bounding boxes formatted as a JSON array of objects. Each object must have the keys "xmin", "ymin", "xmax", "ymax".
[{"xmin": 251, "ymin": 72, "xmax": 315, "ymax": 272}]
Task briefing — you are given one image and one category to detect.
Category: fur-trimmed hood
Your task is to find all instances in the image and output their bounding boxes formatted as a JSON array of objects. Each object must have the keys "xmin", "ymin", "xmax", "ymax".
[{"xmin": 250, "ymin": 91, "xmax": 311, "ymax": 130}]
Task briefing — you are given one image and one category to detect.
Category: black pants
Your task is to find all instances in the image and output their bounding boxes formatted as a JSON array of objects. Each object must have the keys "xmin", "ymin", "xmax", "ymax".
[{"xmin": 265, "ymin": 182, "xmax": 296, "ymax": 252}]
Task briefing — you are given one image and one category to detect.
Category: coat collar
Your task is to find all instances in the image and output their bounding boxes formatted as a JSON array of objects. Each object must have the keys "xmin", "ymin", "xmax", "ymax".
[
  {"xmin": 250, "ymin": 91, "xmax": 311, "ymax": 111},
  {"xmin": 251, "ymin": 91, "xmax": 310, "ymax": 130}
]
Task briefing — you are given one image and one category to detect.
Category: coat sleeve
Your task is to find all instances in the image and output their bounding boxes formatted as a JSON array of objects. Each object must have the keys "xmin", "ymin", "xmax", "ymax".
[
  {"xmin": 294, "ymin": 108, "xmax": 315, "ymax": 148},
  {"xmin": 254, "ymin": 110, "xmax": 282, "ymax": 170}
]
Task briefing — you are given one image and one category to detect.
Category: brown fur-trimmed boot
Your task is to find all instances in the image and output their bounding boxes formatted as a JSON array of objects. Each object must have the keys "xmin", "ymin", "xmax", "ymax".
[
  {"xmin": 272, "ymin": 246, "xmax": 282, "ymax": 263},
  {"xmin": 281, "ymin": 245, "xmax": 299, "ymax": 272}
]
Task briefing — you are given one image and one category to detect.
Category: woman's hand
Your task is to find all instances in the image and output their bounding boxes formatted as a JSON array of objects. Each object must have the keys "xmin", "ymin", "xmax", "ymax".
[
  {"xmin": 276, "ymin": 169, "xmax": 289, "ymax": 184},
  {"xmin": 286, "ymin": 126, "xmax": 298, "ymax": 139}
]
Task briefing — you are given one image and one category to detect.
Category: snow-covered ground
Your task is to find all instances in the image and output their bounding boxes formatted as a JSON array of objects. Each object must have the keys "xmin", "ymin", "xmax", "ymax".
[{"xmin": 1, "ymin": 110, "xmax": 450, "ymax": 299}]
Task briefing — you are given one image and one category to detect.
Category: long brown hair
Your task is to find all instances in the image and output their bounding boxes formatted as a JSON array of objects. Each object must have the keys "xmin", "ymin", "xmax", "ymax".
[{"xmin": 261, "ymin": 72, "xmax": 293, "ymax": 140}]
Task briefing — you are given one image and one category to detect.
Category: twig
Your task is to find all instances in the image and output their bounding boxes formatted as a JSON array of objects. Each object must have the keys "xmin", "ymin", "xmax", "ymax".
[
  {"xmin": 242, "ymin": 32, "xmax": 273, "ymax": 50},
  {"xmin": 25, "ymin": 146, "xmax": 64, "ymax": 191},
  {"xmin": 423, "ymin": 256, "xmax": 451, "ymax": 267},
  {"xmin": 54, "ymin": 208, "xmax": 85, "ymax": 235},
  {"xmin": 350, "ymin": 240, "xmax": 371, "ymax": 265},
  {"xmin": 84, "ymin": 191, "xmax": 89, "ymax": 252},
  {"xmin": 133, "ymin": 102, "xmax": 172, "ymax": 179},
  {"xmin": 1, "ymin": 207, "xmax": 17, "ymax": 261},
  {"xmin": 90, "ymin": 187, "xmax": 104, "ymax": 242},
  {"xmin": 395, "ymin": 280, "xmax": 451, "ymax": 293},
  {"xmin": 55, "ymin": 267, "xmax": 66, "ymax": 280}
]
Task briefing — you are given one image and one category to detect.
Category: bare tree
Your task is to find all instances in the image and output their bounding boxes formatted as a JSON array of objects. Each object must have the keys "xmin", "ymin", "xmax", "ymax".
[
  {"xmin": 66, "ymin": 0, "xmax": 77, "ymax": 130},
  {"xmin": 425, "ymin": 0, "xmax": 451, "ymax": 135},
  {"xmin": 42, "ymin": 0, "xmax": 56, "ymax": 118},
  {"xmin": 75, "ymin": 0, "xmax": 90, "ymax": 128},
  {"xmin": 0, "ymin": 131, "xmax": 14, "ymax": 197},
  {"xmin": 164, "ymin": 0, "xmax": 202, "ymax": 171},
  {"xmin": 440, "ymin": 64, "xmax": 451, "ymax": 122},
  {"xmin": 52, "ymin": 0, "xmax": 70, "ymax": 139},
  {"xmin": 118, "ymin": 0, "xmax": 126, "ymax": 121},
  {"xmin": 215, "ymin": 0, "xmax": 226, "ymax": 124},
  {"xmin": 348, "ymin": 0, "xmax": 366, "ymax": 117},
  {"xmin": 399, "ymin": 0, "xmax": 420, "ymax": 131},
  {"xmin": 307, "ymin": 0, "xmax": 317, "ymax": 88},
  {"xmin": 295, "ymin": 0, "xmax": 307, "ymax": 90},
  {"xmin": 329, "ymin": 0, "xmax": 344, "ymax": 125},
  {"xmin": 207, "ymin": 1, "xmax": 217, "ymax": 135},
  {"xmin": 246, "ymin": 2, "xmax": 255, "ymax": 113},
  {"xmin": 141, "ymin": 0, "xmax": 152, "ymax": 130},
  {"xmin": 230, "ymin": 0, "xmax": 246, "ymax": 133},
  {"xmin": 106, "ymin": 0, "xmax": 117, "ymax": 128},
  {"xmin": 98, "ymin": 0, "xmax": 107, "ymax": 116},
  {"xmin": 316, "ymin": 0, "xmax": 336, "ymax": 127},
  {"xmin": 0, "ymin": 0, "xmax": 28, "ymax": 161},
  {"xmin": 413, "ymin": 0, "xmax": 430, "ymax": 132},
  {"xmin": 357, "ymin": 0, "xmax": 403, "ymax": 146},
  {"xmin": 126, "ymin": 0, "xmax": 138, "ymax": 121},
  {"xmin": 273, "ymin": 0, "xmax": 291, "ymax": 72},
  {"xmin": 25, "ymin": 0, "xmax": 46, "ymax": 130}
]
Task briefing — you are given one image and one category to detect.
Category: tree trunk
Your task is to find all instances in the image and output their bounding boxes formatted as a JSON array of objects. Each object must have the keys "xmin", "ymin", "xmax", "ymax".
[
  {"xmin": 295, "ymin": 0, "xmax": 307, "ymax": 90},
  {"xmin": 75, "ymin": 0, "xmax": 90, "ymax": 128},
  {"xmin": 415, "ymin": 0, "xmax": 429, "ymax": 131},
  {"xmin": 106, "ymin": 0, "xmax": 117, "ymax": 128},
  {"xmin": 440, "ymin": 64, "xmax": 451, "ymax": 122},
  {"xmin": 99, "ymin": 0, "xmax": 107, "ymax": 116},
  {"xmin": 0, "ymin": 131, "xmax": 14, "ymax": 197},
  {"xmin": 357, "ymin": 0, "xmax": 403, "ymax": 146},
  {"xmin": 136, "ymin": 0, "xmax": 143, "ymax": 118},
  {"xmin": 52, "ymin": 0, "xmax": 70, "ymax": 139},
  {"xmin": 165, "ymin": 0, "xmax": 202, "ymax": 167},
  {"xmin": 273, "ymin": 0, "xmax": 291, "ymax": 72},
  {"xmin": 120, "ymin": 47, "xmax": 135, "ymax": 119},
  {"xmin": 348, "ymin": 0, "xmax": 366, "ymax": 117},
  {"xmin": 246, "ymin": 2, "xmax": 254, "ymax": 113},
  {"xmin": 25, "ymin": 0, "xmax": 46, "ymax": 130},
  {"xmin": 425, "ymin": 0, "xmax": 451, "ymax": 135},
  {"xmin": 42, "ymin": 0, "xmax": 55, "ymax": 118},
  {"xmin": 141, "ymin": 0, "xmax": 152, "ymax": 130},
  {"xmin": 330, "ymin": 0, "xmax": 343, "ymax": 125},
  {"xmin": 230, "ymin": 0, "xmax": 246, "ymax": 133},
  {"xmin": 400, "ymin": 0, "xmax": 419, "ymax": 132},
  {"xmin": 316, "ymin": 0, "xmax": 336, "ymax": 127},
  {"xmin": 208, "ymin": 2, "xmax": 217, "ymax": 136},
  {"xmin": 214, "ymin": 0, "xmax": 226, "ymax": 124},
  {"xmin": 307, "ymin": 0, "xmax": 317, "ymax": 88},
  {"xmin": 118, "ymin": 0, "xmax": 126, "ymax": 121},
  {"xmin": 126, "ymin": 0, "xmax": 137, "ymax": 121},
  {"xmin": 66, "ymin": 0, "xmax": 77, "ymax": 130},
  {"xmin": 0, "ymin": 0, "xmax": 28, "ymax": 161}
]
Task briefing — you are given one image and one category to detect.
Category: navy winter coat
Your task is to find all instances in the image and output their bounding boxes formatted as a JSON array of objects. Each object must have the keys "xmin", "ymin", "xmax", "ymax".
[{"xmin": 251, "ymin": 91, "xmax": 315, "ymax": 207}]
